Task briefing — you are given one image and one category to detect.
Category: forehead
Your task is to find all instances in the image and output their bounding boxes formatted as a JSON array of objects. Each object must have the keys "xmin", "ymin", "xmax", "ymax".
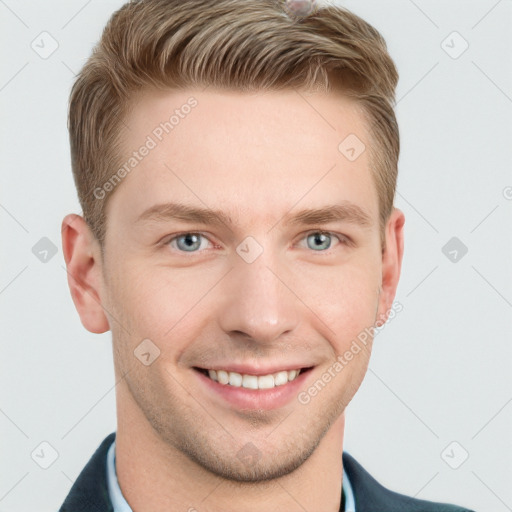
[{"xmin": 107, "ymin": 87, "xmax": 378, "ymax": 229}]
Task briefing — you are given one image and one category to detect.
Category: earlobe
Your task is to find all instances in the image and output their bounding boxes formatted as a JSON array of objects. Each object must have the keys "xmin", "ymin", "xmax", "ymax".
[
  {"xmin": 376, "ymin": 207, "xmax": 405, "ymax": 324},
  {"xmin": 61, "ymin": 214, "xmax": 110, "ymax": 334}
]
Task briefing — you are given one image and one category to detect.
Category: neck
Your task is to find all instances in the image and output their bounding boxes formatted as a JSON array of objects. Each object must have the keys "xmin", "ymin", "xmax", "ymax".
[{"xmin": 115, "ymin": 383, "xmax": 345, "ymax": 512}]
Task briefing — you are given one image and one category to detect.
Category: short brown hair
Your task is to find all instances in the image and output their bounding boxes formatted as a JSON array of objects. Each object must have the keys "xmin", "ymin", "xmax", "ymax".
[{"xmin": 68, "ymin": 0, "xmax": 399, "ymax": 248}]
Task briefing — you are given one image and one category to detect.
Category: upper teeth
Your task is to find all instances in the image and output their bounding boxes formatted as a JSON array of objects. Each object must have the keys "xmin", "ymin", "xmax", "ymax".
[{"xmin": 207, "ymin": 369, "xmax": 301, "ymax": 389}]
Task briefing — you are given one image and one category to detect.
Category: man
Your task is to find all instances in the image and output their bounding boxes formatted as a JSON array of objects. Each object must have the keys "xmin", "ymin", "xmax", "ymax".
[{"xmin": 59, "ymin": 0, "xmax": 474, "ymax": 510}]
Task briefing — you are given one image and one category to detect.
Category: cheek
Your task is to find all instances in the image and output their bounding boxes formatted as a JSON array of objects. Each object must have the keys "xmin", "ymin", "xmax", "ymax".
[
  {"xmin": 108, "ymin": 262, "xmax": 218, "ymax": 344},
  {"xmin": 294, "ymin": 256, "xmax": 381, "ymax": 348},
  {"xmin": 106, "ymin": 247, "xmax": 381, "ymax": 361}
]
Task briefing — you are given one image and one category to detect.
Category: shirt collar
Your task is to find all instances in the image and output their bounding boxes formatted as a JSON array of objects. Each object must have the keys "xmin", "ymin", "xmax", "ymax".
[
  {"xmin": 107, "ymin": 439, "xmax": 133, "ymax": 512},
  {"xmin": 107, "ymin": 439, "xmax": 356, "ymax": 512},
  {"xmin": 343, "ymin": 465, "xmax": 356, "ymax": 512}
]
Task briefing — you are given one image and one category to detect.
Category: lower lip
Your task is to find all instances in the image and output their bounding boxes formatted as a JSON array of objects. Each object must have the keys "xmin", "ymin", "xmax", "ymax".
[{"xmin": 194, "ymin": 368, "xmax": 313, "ymax": 410}]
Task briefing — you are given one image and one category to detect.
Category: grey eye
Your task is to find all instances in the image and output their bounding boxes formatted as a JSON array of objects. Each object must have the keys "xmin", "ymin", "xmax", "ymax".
[
  {"xmin": 306, "ymin": 232, "xmax": 332, "ymax": 251},
  {"xmin": 175, "ymin": 233, "xmax": 203, "ymax": 252}
]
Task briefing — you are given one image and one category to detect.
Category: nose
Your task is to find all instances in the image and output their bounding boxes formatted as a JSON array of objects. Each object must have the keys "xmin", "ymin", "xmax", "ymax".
[{"xmin": 217, "ymin": 248, "xmax": 301, "ymax": 345}]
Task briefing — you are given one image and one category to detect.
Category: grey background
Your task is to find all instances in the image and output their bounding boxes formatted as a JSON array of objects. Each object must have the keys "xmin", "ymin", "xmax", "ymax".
[{"xmin": 1, "ymin": 1, "xmax": 511, "ymax": 511}]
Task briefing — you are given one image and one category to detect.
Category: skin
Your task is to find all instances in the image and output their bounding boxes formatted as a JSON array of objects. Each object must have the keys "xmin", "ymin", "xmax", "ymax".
[{"xmin": 62, "ymin": 87, "xmax": 405, "ymax": 512}]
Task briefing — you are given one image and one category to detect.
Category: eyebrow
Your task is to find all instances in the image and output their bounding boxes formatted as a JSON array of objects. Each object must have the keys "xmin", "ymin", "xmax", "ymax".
[{"xmin": 135, "ymin": 201, "xmax": 373, "ymax": 229}]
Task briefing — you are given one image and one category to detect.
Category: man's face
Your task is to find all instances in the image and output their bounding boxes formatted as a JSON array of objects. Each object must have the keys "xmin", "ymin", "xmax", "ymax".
[{"xmin": 96, "ymin": 87, "xmax": 403, "ymax": 481}]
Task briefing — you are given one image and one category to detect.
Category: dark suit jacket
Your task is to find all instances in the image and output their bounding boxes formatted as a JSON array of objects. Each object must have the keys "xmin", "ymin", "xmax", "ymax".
[{"xmin": 59, "ymin": 432, "xmax": 474, "ymax": 511}]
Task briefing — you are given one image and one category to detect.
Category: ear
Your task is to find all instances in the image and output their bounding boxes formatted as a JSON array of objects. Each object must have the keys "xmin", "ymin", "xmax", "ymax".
[
  {"xmin": 61, "ymin": 214, "xmax": 110, "ymax": 334},
  {"xmin": 375, "ymin": 207, "xmax": 405, "ymax": 325}
]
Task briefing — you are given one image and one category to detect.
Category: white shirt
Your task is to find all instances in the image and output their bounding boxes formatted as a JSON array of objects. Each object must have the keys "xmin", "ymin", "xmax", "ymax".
[{"xmin": 106, "ymin": 439, "xmax": 356, "ymax": 511}]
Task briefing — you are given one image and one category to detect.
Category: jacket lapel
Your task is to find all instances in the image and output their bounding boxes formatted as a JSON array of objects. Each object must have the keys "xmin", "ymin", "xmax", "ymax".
[{"xmin": 59, "ymin": 432, "xmax": 116, "ymax": 512}]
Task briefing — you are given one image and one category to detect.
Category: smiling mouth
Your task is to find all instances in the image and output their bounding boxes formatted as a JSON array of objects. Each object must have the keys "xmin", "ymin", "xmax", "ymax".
[{"xmin": 194, "ymin": 367, "xmax": 313, "ymax": 390}]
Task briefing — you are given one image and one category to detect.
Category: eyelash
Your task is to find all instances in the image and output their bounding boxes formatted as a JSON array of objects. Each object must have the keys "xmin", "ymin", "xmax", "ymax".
[{"xmin": 163, "ymin": 230, "xmax": 351, "ymax": 254}]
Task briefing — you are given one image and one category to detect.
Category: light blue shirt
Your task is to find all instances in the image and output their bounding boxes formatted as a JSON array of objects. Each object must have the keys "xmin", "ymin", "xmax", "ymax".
[{"xmin": 107, "ymin": 439, "xmax": 356, "ymax": 511}]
